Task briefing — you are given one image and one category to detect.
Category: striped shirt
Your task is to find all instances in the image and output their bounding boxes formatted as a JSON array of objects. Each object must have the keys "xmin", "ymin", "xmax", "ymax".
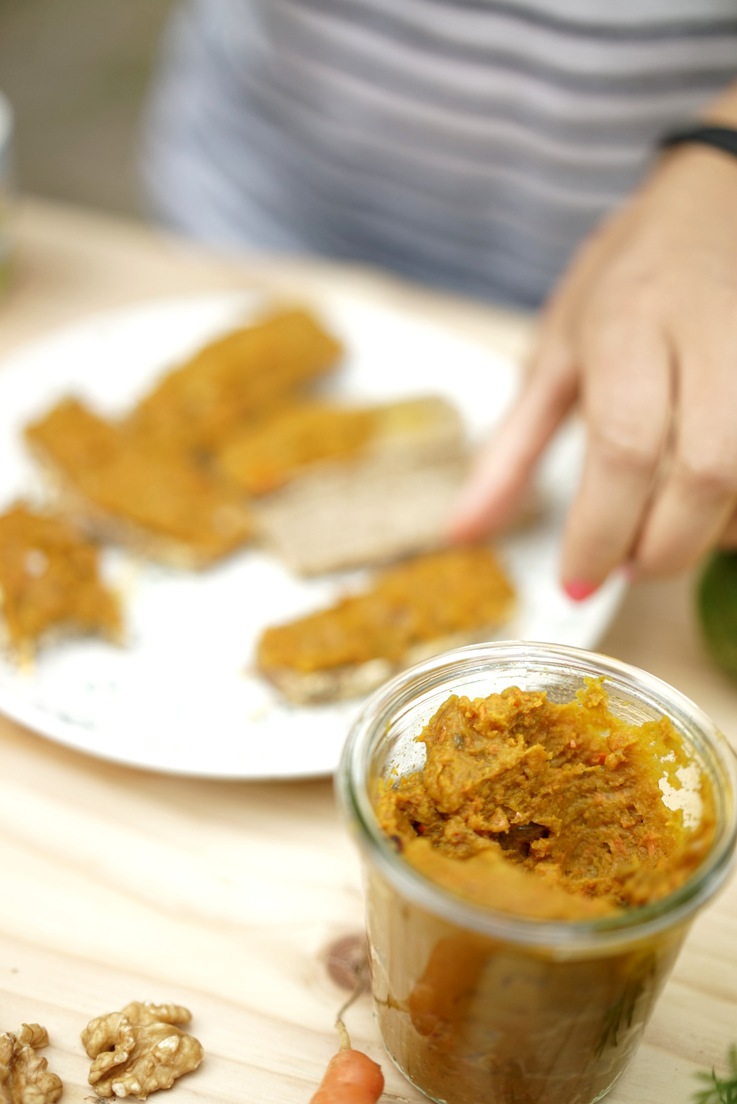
[{"xmin": 141, "ymin": 0, "xmax": 737, "ymax": 307}]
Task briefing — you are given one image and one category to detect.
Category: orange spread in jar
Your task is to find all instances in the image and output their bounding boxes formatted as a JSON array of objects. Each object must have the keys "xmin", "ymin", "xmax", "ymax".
[
  {"xmin": 256, "ymin": 546, "xmax": 515, "ymax": 674},
  {"xmin": 376, "ymin": 680, "xmax": 716, "ymax": 919},
  {"xmin": 0, "ymin": 502, "xmax": 121, "ymax": 653}
]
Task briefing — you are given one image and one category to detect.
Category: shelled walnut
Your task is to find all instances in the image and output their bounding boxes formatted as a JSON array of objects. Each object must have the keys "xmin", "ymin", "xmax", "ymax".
[
  {"xmin": 0, "ymin": 1023, "xmax": 63, "ymax": 1104},
  {"xmin": 81, "ymin": 1002, "xmax": 203, "ymax": 1100}
]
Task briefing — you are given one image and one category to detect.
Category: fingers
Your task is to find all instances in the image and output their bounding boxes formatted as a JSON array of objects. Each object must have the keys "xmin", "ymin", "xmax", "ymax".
[
  {"xmin": 564, "ymin": 295, "xmax": 737, "ymax": 591},
  {"xmin": 631, "ymin": 310, "xmax": 737, "ymax": 574},
  {"xmin": 560, "ymin": 313, "xmax": 672, "ymax": 593},
  {"xmin": 448, "ymin": 184, "xmax": 737, "ymax": 588},
  {"xmin": 447, "ymin": 207, "xmax": 629, "ymax": 546},
  {"xmin": 446, "ymin": 334, "xmax": 577, "ymax": 542},
  {"xmin": 452, "ymin": 294, "xmax": 737, "ymax": 592}
]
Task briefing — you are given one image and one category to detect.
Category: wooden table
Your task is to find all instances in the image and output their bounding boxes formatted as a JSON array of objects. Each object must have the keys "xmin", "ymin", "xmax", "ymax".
[{"xmin": 1, "ymin": 199, "xmax": 735, "ymax": 1103}]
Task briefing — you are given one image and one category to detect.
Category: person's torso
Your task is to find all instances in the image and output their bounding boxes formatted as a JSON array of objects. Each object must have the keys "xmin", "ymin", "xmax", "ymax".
[{"xmin": 145, "ymin": 0, "xmax": 737, "ymax": 305}]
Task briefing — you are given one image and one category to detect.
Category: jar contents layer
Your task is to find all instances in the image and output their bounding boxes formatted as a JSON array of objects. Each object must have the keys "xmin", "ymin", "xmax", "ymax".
[{"xmin": 376, "ymin": 679, "xmax": 716, "ymax": 919}]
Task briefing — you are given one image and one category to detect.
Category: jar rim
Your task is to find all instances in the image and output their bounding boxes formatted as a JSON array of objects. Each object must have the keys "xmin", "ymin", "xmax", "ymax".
[{"xmin": 337, "ymin": 640, "xmax": 737, "ymax": 953}]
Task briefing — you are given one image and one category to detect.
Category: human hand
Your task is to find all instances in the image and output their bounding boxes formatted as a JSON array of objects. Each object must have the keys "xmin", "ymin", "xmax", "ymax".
[{"xmin": 447, "ymin": 142, "xmax": 737, "ymax": 600}]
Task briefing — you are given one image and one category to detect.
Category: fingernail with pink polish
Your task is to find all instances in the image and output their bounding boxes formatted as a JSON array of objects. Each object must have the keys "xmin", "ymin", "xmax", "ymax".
[{"xmin": 563, "ymin": 579, "xmax": 599, "ymax": 602}]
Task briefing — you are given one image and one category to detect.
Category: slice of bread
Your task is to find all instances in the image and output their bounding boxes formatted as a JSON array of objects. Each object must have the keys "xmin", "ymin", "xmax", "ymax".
[
  {"xmin": 255, "ymin": 545, "xmax": 515, "ymax": 704},
  {"xmin": 24, "ymin": 399, "xmax": 254, "ymax": 570},
  {"xmin": 252, "ymin": 395, "xmax": 469, "ymax": 575},
  {"xmin": 0, "ymin": 501, "xmax": 123, "ymax": 662}
]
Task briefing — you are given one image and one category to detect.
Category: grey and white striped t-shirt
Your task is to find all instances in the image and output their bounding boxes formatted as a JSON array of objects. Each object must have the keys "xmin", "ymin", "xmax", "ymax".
[{"xmin": 141, "ymin": 0, "xmax": 737, "ymax": 307}]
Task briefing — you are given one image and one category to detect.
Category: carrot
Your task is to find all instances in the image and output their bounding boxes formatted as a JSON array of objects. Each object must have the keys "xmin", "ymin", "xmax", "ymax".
[
  {"xmin": 309, "ymin": 954, "xmax": 385, "ymax": 1103},
  {"xmin": 308, "ymin": 1022, "xmax": 384, "ymax": 1103}
]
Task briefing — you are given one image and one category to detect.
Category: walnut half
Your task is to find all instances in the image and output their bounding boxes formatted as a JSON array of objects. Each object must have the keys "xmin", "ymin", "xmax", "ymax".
[
  {"xmin": 81, "ymin": 1003, "xmax": 203, "ymax": 1100},
  {"xmin": 0, "ymin": 1024, "xmax": 63, "ymax": 1104}
]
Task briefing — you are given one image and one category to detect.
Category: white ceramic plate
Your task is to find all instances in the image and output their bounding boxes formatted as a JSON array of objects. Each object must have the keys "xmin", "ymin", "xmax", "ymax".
[{"xmin": 0, "ymin": 291, "xmax": 624, "ymax": 779}]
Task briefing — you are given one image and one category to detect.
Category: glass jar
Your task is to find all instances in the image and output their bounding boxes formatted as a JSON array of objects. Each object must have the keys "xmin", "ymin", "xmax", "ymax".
[{"xmin": 337, "ymin": 641, "xmax": 737, "ymax": 1104}]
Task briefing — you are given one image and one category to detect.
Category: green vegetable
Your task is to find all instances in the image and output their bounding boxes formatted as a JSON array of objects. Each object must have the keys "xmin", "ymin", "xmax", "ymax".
[
  {"xmin": 696, "ymin": 551, "xmax": 737, "ymax": 680},
  {"xmin": 693, "ymin": 1044, "xmax": 737, "ymax": 1104}
]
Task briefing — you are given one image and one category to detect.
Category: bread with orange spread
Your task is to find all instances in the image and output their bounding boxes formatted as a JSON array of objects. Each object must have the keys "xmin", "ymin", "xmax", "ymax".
[
  {"xmin": 255, "ymin": 545, "xmax": 516, "ymax": 704},
  {"xmin": 0, "ymin": 501, "xmax": 123, "ymax": 661},
  {"xmin": 127, "ymin": 305, "xmax": 344, "ymax": 454},
  {"xmin": 24, "ymin": 399, "xmax": 254, "ymax": 569}
]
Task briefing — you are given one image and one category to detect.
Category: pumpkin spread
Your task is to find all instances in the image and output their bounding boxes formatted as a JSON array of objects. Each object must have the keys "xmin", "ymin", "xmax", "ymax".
[
  {"xmin": 256, "ymin": 546, "xmax": 515, "ymax": 675},
  {"xmin": 0, "ymin": 502, "xmax": 122, "ymax": 655},
  {"xmin": 376, "ymin": 679, "xmax": 716, "ymax": 920}
]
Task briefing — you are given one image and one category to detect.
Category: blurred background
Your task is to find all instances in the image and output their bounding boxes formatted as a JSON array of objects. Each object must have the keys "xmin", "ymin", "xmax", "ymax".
[{"xmin": 0, "ymin": 0, "xmax": 175, "ymax": 218}]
